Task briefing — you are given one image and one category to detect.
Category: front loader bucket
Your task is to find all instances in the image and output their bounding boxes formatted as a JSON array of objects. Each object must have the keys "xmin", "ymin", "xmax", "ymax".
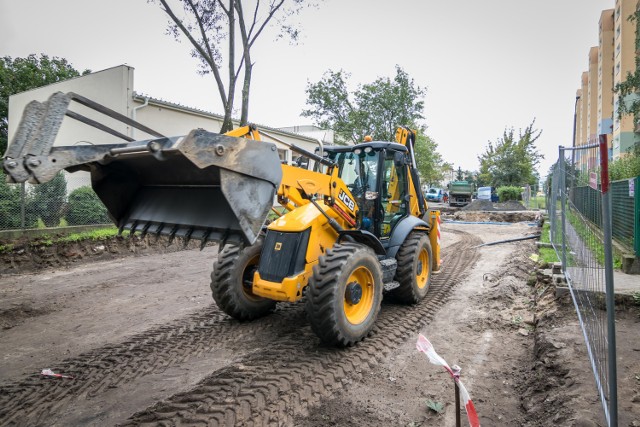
[
  {"xmin": 2, "ymin": 92, "xmax": 282, "ymax": 246},
  {"xmin": 93, "ymin": 130, "xmax": 282, "ymax": 246}
]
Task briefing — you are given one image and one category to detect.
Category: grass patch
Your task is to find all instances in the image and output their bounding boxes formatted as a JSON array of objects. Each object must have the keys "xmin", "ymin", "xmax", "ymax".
[
  {"xmin": 539, "ymin": 247, "xmax": 558, "ymax": 264},
  {"xmin": 538, "ymin": 221, "xmax": 559, "ymax": 264},
  {"xmin": 4, "ymin": 227, "xmax": 120, "ymax": 252},
  {"xmin": 0, "ymin": 243, "xmax": 15, "ymax": 253},
  {"xmin": 529, "ymin": 195, "xmax": 546, "ymax": 209},
  {"xmin": 566, "ymin": 210, "xmax": 622, "ymax": 269},
  {"xmin": 56, "ymin": 227, "xmax": 119, "ymax": 244}
]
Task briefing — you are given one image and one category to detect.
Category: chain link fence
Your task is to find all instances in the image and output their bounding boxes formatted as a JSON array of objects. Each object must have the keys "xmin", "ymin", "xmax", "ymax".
[
  {"xmin": 548, "ymin": 137, "xmax": 618, "ymax": 426},
  {"xmin": 0, "ymin": 170, "xmax": 111, "ymax": 231}
]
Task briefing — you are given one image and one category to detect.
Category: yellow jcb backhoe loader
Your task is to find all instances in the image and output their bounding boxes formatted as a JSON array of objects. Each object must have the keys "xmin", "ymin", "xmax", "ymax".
[{"xmin": 2, "ymin": 92, "xmax": 441, "ymax": 346}]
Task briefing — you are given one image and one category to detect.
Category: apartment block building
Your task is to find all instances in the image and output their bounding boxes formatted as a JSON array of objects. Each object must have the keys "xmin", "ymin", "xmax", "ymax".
[{"xmin": 575, "ymin": 0, "xmax": 640, "ymax": 163}]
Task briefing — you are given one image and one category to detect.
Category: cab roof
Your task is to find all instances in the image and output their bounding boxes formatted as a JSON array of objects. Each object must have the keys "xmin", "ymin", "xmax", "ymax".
[{"xmin": 322, "ymin": 141, "xmax": 408, "ymax": 153}]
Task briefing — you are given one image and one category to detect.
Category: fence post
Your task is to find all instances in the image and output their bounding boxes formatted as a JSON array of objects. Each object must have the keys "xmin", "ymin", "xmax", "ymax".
[
  {"xmin": 559, "ymin": 147, "xmax": 567, "ymax": 272},
  {"xmin": 599, "ymin": 134, "xmax": 618, "ymax": 427},
  {"xmin": 635, "ymin": 176, "xmax": 640, "ymax": 257},
  {"xmin": 20, "ymin": 182, "xmax": 26, "ymax": 229}
]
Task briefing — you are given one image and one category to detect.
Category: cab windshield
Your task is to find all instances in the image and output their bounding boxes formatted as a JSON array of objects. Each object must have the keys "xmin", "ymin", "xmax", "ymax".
[{"xmin": 330, "ymin": 150, "xmax": 380, "ymax": 204}]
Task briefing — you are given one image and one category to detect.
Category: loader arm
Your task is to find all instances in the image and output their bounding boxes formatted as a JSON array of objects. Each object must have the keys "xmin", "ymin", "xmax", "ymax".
[
  {"xmin": 394, "ymin": 127, "xmax": 427, "ymax": 218},
  {"xmin": 2, "ymin": 92, "xmax": 282, "ymax": 246}
]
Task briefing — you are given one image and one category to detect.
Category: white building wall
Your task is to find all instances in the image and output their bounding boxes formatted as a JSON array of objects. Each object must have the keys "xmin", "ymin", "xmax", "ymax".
[
  {"xmin": 8, "ymin": 65, "xmax": 323, "ymax": 191},
  {"xmin": 8, "ymin": 65, "xmax": 134, "ymax": 147},
  {"xmin": 132, "ymin": 98, "xmax": 321, "ymax": 163}
]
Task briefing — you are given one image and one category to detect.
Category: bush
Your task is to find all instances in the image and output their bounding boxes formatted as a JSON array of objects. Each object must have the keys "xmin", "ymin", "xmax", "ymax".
[
  {"xmin": 66, "ymin": 186, "xmax": 111, "ymax": 225},
  {"xmin": 27, "ymin": 172, "xmax": 67, "ymax": 227},
  {"xmin": 497, "ymin": 186, "xmax": 522, "ymax": 202},
  {"xmin": 0, "ymin": 172, "xmax": 22, "ymax": 229},
  {"xmin": 609, "ymin": 144, "xmax": 640, "ymax": 180}
]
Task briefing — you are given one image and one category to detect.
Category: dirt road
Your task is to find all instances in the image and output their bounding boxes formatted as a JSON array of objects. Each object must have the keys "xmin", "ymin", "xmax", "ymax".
[{"xmin": 1, "ymin": 221, "xmax": 638, "ymax": 426}]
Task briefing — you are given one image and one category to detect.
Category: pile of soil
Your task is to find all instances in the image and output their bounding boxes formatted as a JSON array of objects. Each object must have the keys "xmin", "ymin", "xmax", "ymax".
[
  {"xmin": 462, "ymin": 200, "xmax": 528, "ymax": 212},
  {"xmin": 0, "ymin": 234, "xmax": 209, "ymax": 275},
  {"xmin": 453, "ymin": 210, "xmax": 540, "ymax": 223},
  {"xmin": 495, "ymin": 201, "xmax": 528, "ymax": 211},
  {"xmin": 462, "ymin": 199, "xmax": 496, "ymax": 211}
]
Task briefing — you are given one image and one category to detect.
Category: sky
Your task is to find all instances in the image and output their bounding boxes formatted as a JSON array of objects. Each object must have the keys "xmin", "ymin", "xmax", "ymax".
[{"xmin": 0, "ymin": 0, "xmax": 614, "ymax": 178}]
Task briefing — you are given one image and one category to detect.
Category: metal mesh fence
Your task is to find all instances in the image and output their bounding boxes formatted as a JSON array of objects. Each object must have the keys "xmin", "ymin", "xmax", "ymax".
[
  {"xmin": 521, "ymin": 184, "xmax": 547, "ymax": 210},
  {"xmin": 0, "ymin": 170, "xmax": 111, "ymax": 231},
  {"xmin": 548, "ymin": 141, "xmax": 617, "ymax": 426}
]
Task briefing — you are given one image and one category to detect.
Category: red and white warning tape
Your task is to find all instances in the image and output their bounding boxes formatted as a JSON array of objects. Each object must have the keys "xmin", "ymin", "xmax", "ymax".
[
  {"xmin": 41, "ymin": 368, "xmax": 74, "ymax": 379},
  {"xmin": 416, "ymin": 334, "xmax": 480, "ymax": 427}
]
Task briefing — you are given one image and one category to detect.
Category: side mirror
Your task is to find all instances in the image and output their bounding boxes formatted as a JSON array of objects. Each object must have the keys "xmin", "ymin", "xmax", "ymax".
[{"xmin": 394, "ymin": 151, "xmax": 406, "ymax": 167}]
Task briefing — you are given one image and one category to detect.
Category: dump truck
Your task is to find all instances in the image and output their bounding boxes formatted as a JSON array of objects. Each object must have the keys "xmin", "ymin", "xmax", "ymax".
[
  {"xmin": 2, "ymin": 92, "xmax": 441, "ymax": 346},
  {"xmin": 448, "ymin": 180, "xmax": 474, "ymax": 207}
]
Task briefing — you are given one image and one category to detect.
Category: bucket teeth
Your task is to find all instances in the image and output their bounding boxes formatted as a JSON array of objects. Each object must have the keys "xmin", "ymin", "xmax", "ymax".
[
  {"xmin": 200, "ymin": 229, "xmax": 212, "ymax": 251},
  {"xmin": 219, "ymin": 229, "xmax": 230, "ymax": 253},
  {"xmin": 167, "ymin": 224, "xmax": 179, "ymax": 246},
  {"xmin": 129, "ymin": 221, "xmax": 139, "ymax": 237},
  {"xmin": 155, "ymin": 223, "xmax": 165, "ymax": 242},
  {"xmin": 183, "ymin": 228, "xmax": 194, "ymax": 248},
  {"xmin": 140, "ymin": 223, "xmax": 151, "ymax": 240}
]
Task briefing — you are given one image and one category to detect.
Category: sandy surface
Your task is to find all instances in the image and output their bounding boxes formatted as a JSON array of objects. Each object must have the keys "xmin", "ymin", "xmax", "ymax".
[{"xmin": 0, "ymin": 219, "xmax": 638, "ymax": 426}]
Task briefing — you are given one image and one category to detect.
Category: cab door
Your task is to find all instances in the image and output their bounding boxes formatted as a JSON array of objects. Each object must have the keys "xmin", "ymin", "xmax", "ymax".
[{"xmin": 380, "ymin": 150, "xmax": 408, "ymax": 239}]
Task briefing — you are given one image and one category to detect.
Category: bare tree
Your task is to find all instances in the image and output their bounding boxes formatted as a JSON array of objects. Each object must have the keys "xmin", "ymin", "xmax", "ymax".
[{"xmin": 155, "ymin": 0, "xmax": 307, "ymax": 132}]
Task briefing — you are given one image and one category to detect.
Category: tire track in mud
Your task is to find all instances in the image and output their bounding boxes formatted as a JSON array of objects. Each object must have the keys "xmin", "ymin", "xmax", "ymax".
[
  {"xmin": 124, "ymin": 230, "xmax": 482, "ymax": 426},
  {"xmin": 0, "ymin": 230, "xmax": 480, "ymax": 426},
  {"xmin": 0, "ymin": 304, "xmax": 305, "ymax": 425}
]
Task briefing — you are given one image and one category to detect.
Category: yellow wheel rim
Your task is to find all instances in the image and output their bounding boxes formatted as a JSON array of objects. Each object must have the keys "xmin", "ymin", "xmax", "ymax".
[
  {"xmin": 241, "ymin": 254, "xmax": 261, "ymax": 301},
  {"xmin": 416, "ymin": 247, "xmax": 430, "ymax": 289},
  {"xmin": 343, "ymin": 266, "xmax": 375, "ymax": 325}
]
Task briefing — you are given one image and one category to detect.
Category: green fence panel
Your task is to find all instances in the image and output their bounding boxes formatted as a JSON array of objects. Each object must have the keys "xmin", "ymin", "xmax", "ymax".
[
  {"xmin": 574, "ymin": 178, "xmax": 638, "ymax": 255},
  {"xmin": 635, "ymin": 176, "xmax": 640, "ymax": 256},
  {"xmin": 611, "ymin": 179, "xmax": 635, "ymax": 251},
  {"xmin": 572, "ymin": 185, "xmax": 602, "ymax": 226}
]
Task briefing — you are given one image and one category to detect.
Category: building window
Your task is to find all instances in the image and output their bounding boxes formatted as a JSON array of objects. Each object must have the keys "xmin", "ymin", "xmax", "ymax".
[{"xmin": 277, "ymin": 148, "xmax": 288, "ymax": 163}]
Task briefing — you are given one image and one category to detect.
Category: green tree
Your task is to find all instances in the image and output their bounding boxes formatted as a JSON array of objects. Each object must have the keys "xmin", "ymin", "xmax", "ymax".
[
  {"xmin": 0, "ymin": 54, "xmax": 88, "ymax": 155},
  {"xmin": 478, "ymin": 120, "xmax": 543, "ymax": 187},
  {"xmin": 609, "ymin": 143, "xmax": 640, "ymax": 180},
  {"xmin": 66, "ymin": 186, "xmax": 111, "ymax": 225},
  {"xmin": 27, "ymin": 172, "xmax": 67, "ymax": 227},
  {"xmin": 154, "ymin": 0, "xmax": 311, "ymax": 132},
  {"xmin": 414, "ymin": 133, "xmax": 444, "ymax": 186},
  {"xmin": 302, "ymin": 66, "xmax": 426, "ymax": 144},
  {"xmin": 455, "ymin": 167, "xmax": 464, "ymax": 181}
]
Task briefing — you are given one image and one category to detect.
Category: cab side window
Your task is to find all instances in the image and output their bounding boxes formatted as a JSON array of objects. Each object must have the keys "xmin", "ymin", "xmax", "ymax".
[{"xmin": 380, "ymin": 151, "xmax": 407, "ymax": 238}]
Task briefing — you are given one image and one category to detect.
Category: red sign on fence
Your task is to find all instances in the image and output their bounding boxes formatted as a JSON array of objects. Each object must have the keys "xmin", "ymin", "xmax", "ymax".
[{"xmin": 589, "ymin": 172, "xmax": 598, "ymax": 190}]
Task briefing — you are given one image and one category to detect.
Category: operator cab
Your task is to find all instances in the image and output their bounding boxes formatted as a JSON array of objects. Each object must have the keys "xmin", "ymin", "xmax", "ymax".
[{"xmin": 324, "ymin": 142, "xmax": 410, "ymax": 240}]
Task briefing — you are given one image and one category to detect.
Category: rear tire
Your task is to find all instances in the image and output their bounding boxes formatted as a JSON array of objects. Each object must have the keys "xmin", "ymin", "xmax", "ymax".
[
  {"xmin": 210, "ymin": 239, "xmax": 276, "ymax": 320},
  {"xmin": 391, "ymin": 232, "xmax": 432, "ymax": 304},
  {"xmin": 306, "ymin": 243, "xmax": 383, "ymax": 346}
]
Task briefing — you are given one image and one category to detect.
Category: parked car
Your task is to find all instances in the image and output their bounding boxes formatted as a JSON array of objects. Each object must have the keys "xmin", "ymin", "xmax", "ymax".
[
  {"xmin": 425, "ymin": 187, "xmax": 444, "ymax": 203},
  {"xmin": 478, "ymin": 186, "xmax": 499, "ymax": 202},
  {"xmin": 477, "ymin": 186, "xmax": 492, "ymax": 200}
]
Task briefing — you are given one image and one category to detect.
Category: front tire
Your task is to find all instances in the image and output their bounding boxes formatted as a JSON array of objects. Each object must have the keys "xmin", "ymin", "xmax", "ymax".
[
  {"xmin": 391, "ymin": 232, "xmax": 432, "ymax": 304},
  {"xmin": 306, "ymin": 243, "xmax": 383, "ymax": 346},
  {"xmin": 210, "ymin": 239, "xmax": 276, "ymax": 320}
]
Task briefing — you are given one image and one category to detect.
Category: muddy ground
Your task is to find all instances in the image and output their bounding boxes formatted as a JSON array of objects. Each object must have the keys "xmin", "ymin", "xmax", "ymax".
[{"xmin": 0, "ymin": 214, "xmax": 639, "ymax": 426}]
